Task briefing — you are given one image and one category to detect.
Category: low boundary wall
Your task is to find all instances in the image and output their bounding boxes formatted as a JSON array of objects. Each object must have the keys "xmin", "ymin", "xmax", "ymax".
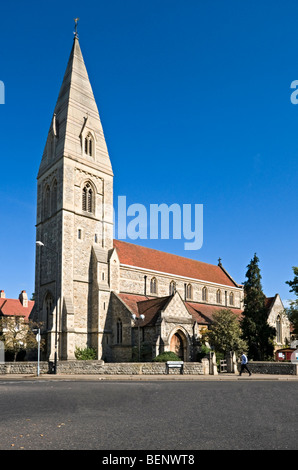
[
  {"xmin": 238, "ymin": 361, "xmax": 298, "ymax": 375},
  {"xmin": 0, "ymin": 360, "xmax": 296, "ymax": 375},
  {"xmin": 0, "ymin": 360, "xmax": 208, "ymax": 376}
]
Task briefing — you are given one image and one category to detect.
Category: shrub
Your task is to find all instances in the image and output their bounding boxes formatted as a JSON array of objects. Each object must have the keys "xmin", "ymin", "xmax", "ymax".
[
  {"xmin": 197, "ymin": 344, "xmax": 211, "ymax": 362},
  {"xmin": 75, "ymin": 347, "xmax": 97, "ymax": 360},
  {"xmin": 152, "ymin": 351, "xmax": 181, "ymax": 362}
]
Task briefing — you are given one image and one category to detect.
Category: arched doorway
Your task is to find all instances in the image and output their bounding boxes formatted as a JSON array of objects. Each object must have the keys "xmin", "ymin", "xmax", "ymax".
[{"xmin": 170, "ymin": 331, "xmax": 185, "ymax": 360}]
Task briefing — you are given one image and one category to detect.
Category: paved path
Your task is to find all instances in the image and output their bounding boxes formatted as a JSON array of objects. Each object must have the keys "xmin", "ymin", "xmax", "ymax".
[{"xmin": 0, "ymin": 373, "xmax": 297, "ymax": 381}]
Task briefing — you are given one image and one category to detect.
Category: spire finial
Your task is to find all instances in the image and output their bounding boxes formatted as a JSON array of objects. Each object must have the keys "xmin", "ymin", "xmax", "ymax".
[{"xmin": 74, "ymin": 18, "xmax": 79, "ymax": 38}]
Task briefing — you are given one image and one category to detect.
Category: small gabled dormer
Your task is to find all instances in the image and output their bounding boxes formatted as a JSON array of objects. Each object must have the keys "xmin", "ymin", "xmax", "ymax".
[{"xmin": 80, "ymin": 116, "xmax": 96, "ymax": 159}]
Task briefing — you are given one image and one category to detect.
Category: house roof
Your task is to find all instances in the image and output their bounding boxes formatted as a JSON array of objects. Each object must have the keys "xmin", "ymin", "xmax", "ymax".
[
  {"xmin": 117, "ymin": 293, "xmax": 172, "ymax": 326},
  {"xmin": 117, "ymin": 292, "xmax": 243, "ymax": 327},
  {"xmin": 185, "ymin": 301, "xmax": 243, "ymax": 324},
  {"xmin": 0, "ymin": 298, "xmax": 34, "ymax": 321},
  {"xmin": 265, "ymin": 296, "xmax": 277, "ymax": 311},
  {"xmin": 113, "ymin": 240, "xmax": 239, "ymax": 288}
]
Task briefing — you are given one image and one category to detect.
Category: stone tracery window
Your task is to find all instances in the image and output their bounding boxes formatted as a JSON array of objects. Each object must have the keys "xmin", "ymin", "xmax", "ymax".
[
  {"xmin": 216, "ymin": 289, "xmax": 221, "ymax": 304},
  {"xmin": 82, "ymin": 182, "xmax": 93, "ymax": 213},
  {"xmin": 202, "ymin": 286, "xmax": 208, "ymax": 302},
  {"xmin": 229, "ymin": 292, "xmax": 234, "ymax": 306}
]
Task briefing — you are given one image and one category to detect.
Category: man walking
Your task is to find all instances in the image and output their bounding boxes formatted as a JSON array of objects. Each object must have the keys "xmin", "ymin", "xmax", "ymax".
[{"xmin": 239, "ymin": 352, "xmax": 252, "ymax": 376}]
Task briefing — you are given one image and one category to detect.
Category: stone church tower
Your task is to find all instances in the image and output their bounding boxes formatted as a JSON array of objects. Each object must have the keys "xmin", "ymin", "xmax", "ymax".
[{"xmin": 34, "ymin": 34, "xmax": 114, "ymax": 361}]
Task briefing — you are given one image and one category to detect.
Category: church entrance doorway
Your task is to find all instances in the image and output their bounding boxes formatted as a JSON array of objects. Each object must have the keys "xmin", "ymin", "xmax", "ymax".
[{"xmin": 170, "ymin": 331, "xmax": 185, "ymax": 360}]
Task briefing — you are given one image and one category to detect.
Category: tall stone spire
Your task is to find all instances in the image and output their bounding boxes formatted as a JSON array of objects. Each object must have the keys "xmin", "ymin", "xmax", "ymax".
[
  {"xmin": 35, "ymin": 32, "xmax": 114, "ymax": 362},
  {"xmin": 38, "ymin": 34, "xmax": 113, "ymax": 177}
]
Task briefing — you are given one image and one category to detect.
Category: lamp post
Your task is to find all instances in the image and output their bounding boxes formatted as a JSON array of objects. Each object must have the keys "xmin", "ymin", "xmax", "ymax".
[
  {"xmin": 36, "ymin": 241, "xmax": 59, "ymax": 374},
  {"xmin": 131, "ymin": 314, "xmax": 145, "ymax": 362}
]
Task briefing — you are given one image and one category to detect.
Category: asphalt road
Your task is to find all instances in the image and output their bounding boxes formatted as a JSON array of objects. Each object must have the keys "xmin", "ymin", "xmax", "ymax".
[{"xmin": 0, "ymin": 379, "xmax": 297, "ymax": 451}]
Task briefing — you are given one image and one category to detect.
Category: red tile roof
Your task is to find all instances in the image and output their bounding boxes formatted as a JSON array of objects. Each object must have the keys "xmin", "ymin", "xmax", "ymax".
[
  {"xmin": 116, "ymin": 292, "xmax": 243, "ymax": 327},
  {"xmin": 185, "ymin": 301, "xmax": 243, "ymax": 324},
  {"xmin": 0, "ymin": 298, "xmax": 34, "ymax": 321},
  {"xmin": 117, "ymin": 293, "xmax": 171, "ymax": 326},
  {"xmin": 113, "ymin": 240, "xmax": 238, "ymax": 287}
]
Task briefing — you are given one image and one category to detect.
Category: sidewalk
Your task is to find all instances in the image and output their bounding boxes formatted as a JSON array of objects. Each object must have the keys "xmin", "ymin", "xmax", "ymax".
[{"xmin": 0, "ymin": 373, "xmax": 297, "ymax": 381}]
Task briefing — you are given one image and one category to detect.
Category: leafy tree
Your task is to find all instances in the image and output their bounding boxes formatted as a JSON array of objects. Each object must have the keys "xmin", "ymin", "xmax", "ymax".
[
  {"xmin": 285, "ymin": 267, "xmax": 298, "ymax": 338},
  {"xmin": 203, "ymin": 309, "xmax": 247, "ymax": 356},
  {"xmin": 286, "ymin": 267, "xmax": 298, "ymax": 296},
  {"xmin": 0, "ymin": 318, "xmax": 44, "ymax": 361},
  {"xmin": 196, "ymin": 344, "xmax": 211, "ymax": 362},
  {"xmin": 240, "ymin": 253, "xmax": 276, "ymax": 360}
]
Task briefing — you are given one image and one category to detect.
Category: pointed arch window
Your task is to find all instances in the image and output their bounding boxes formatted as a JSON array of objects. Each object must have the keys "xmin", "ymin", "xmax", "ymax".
[
  {"xmin": 169, "ymin": 281, "xmax": 176, "ymax": 295},
  {"xmin": 186, "ymin": 283, "xmax": 192, "ymax": 300},
  {"xmin": 276, "ymin": 315, "xmax": 282, "ymax": 343},
  {"xmin": 202, "ymin": 286, "xmax": 208, "ymax": 302},
  {"xmin": 51, "ymin": 179, "xmax": 57, "ymax": 215},
  {"xmin": 44, "ymin": 292, "xmax": 53, "ymax": 330},
  {"xmin": 216, "ymin": 289, "xmax": 221, "ymax": 304},
  {"xmin": 116, "ymin": 319, "xmax": 123, "ymax": 344},
  {"xmin": 82, "ymin": 183, "xmax": 93, "ymax": 213},
  {"xmin": 44, "ymin": 185, "xmax": 51, "ymax": 219},
  {"xmin": 229, "ymin": 292, "xmax": 234, "ymax": 306},
  {"xmin": 150, "ymin": 277, "xmax": 157, "ymax": 294},
  {"xmin": 84, "ymin": 133, "xmax": 94, "ymax": 157}
]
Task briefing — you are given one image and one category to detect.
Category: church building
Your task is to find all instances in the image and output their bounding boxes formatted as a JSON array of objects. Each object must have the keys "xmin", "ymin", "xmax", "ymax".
[{"xmin": 33, "ymin": 33, "xmax": 289, "ymax": 363}]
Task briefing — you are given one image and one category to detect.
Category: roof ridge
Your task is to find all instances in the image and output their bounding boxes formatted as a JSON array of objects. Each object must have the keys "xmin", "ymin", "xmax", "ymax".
[
  {"xmin": 114, "ymin": 239, "xmax": 221, "ymax": 269},
  {"xmin": 113, "ymin": 239, "xmax": 239, "ymax": 288}
]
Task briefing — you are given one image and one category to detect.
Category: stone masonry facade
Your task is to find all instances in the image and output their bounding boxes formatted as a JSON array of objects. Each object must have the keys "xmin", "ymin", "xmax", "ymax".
[{"xmin": 32, "ymin": 35, "xmax": 289, "ymax": 365}]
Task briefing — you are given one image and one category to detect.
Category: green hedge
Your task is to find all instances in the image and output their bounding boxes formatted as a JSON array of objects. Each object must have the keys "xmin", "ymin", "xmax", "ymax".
[
  {"xmin": 152, "ymin": 351, "xmax": 181, "ymax": 362},
  {"xmin": 75, "ymin": 347, "xmax": 97, "ymax": 360}
]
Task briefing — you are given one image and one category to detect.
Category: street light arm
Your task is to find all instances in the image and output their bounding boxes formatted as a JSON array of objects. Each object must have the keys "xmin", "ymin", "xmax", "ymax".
[{"xmin": 36, "ymin": 241, "xmax": 58, "ymax": 255}]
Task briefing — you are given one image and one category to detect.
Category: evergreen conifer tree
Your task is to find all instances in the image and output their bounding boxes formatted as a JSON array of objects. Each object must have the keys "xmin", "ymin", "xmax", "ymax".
[
  {"xmin": 241, "ymin": 254, "xmax": 276, "ymax": 360},
  {"xmin": 286, "ymin": 267, "xmax": 298, "ymax": 338}
]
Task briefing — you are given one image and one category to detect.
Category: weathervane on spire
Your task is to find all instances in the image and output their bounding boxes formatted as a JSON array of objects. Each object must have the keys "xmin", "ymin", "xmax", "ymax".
[{"xmin": 74, "ymin": 17, "xmax": 79, "ymax": 38}]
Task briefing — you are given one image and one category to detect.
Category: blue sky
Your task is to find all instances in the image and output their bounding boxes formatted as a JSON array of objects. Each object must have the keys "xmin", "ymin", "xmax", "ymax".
[{"xmin": 0, "ymin": 0, "xmax": 297, "ymax": 303}]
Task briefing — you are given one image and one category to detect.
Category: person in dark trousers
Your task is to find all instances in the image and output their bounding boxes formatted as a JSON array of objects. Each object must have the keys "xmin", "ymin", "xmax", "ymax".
[{"xmin": 239, "ymin": 352, "xmax": 252, "ymax": 376}]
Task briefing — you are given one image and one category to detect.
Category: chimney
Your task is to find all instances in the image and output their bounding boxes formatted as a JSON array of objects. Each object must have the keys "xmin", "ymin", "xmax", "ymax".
[
  {"xmin": 19, "ymin": 290, "xmax": 28, "ymax": 308},
  {"xmin": 0, "ymin": 290, "xmax": 5, "ymax": 299}
]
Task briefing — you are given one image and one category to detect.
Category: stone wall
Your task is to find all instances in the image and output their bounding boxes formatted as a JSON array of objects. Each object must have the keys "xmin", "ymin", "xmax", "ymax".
[
  {"xmin": 1, "ymin": 360, "xmax": 297, "ymax": 376},
  {"xmin": 0, "ymin": 361, "xmax": 206, "ymax": 375},
  {"xmin": 0, "ymin": 362, "xmax": 50, "ymax": 375},
  {"xmin": 238, "ymin": 361, "xmax": 298, "ymax": 375},
  {"xmin": 56, "ymin": 361, "xmax": 207, "ymax": 375}
]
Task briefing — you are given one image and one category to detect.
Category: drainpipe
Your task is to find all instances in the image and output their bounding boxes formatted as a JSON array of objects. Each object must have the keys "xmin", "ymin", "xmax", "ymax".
[{"xmin": 144, "ymin": 275, "xmax": 147, "ymax": 296}]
